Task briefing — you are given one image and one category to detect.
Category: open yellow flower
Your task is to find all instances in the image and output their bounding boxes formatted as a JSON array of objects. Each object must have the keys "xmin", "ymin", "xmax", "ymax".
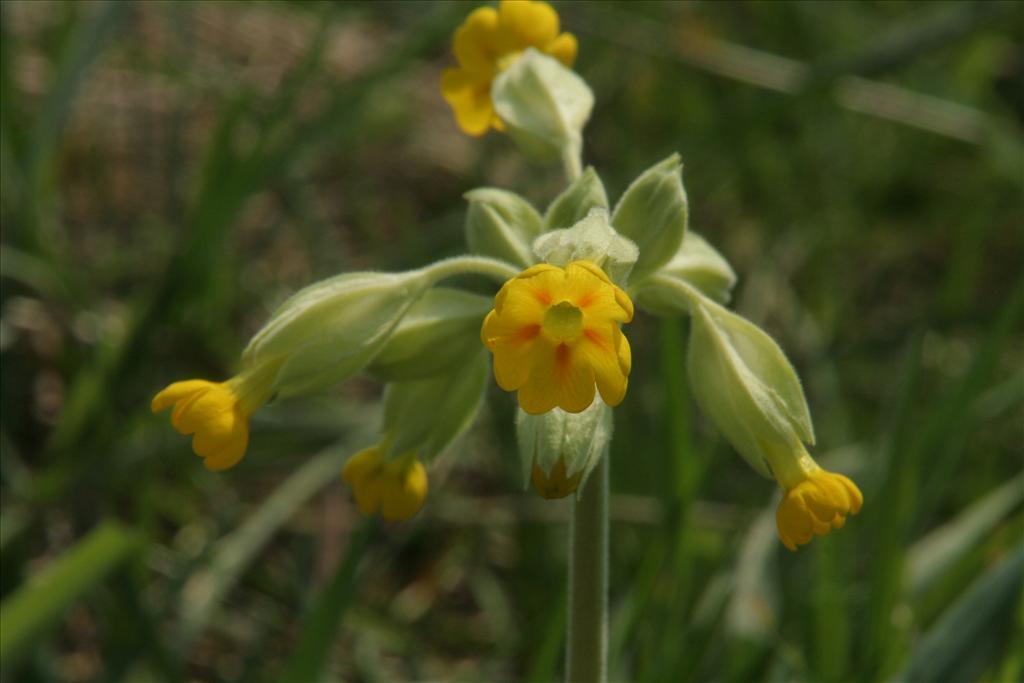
[
  {"xmin": 481, "ymin": 261, "xmax": 633, "ymax": 415},
  {"xmin": 775, "ymin": 456, "xmax": 863, "ymax": 551},
  {"xmin": 151, "ymin": 363, "xmax": 277, "ymax": 471},
  {"xmin": 441, "ymin": 0, "xmax": 578, "ymax": 136},
  {"xmin": 341, "ymin": 446, "xmax": 429, "ymax": 521}
]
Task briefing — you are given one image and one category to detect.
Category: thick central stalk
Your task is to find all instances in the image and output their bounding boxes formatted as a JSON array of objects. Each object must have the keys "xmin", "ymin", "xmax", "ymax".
[{"xmin": 566, "ymin": 449, "xmax": 609, "ymax": 683}]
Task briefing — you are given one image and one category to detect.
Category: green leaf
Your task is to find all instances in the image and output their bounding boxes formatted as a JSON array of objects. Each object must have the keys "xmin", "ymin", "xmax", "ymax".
[
  {"xmin": 611, "ymin": 154, "xmax": 688, "ymax": 283},
  {"xmin": 277, "ymin": 519, "xmax": 377, "ymax": 683},
  {"xmin": 904, "ymin": 473, "xmax": 1024, "ymax": 597},
  {"xmin": 544, "ymin": 166, "xmax": 609, "ymax": 231},
  {"xmin": 0, "ymin": 521, "xmax": 139, "ymax": 667},
  {"xmin": 895, "ymin": 547, "xmax": 1024, "ymax": 683}
]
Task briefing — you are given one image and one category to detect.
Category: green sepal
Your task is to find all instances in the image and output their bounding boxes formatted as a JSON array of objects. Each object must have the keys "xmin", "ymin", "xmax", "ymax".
[
  {"xmin": 634, "ymin": 231, "xmax": 737, "ymax": 314},
  {"xmin": 464, "ymin": 188, "xmax": 543, "ymax": 268},
  {"xmin": 243, "ymin": 270, "xmax": 430, "ymax": 397},
  {"xmin": 612, "ymin": 153, "xmax": 688, "ymax": 284},
  {"xmin": 686, "ymin": 292, "xmax": 815, "ymax": 479},
  {"xmin": 382, "ymin": 350, "xmax": 489, "ymax": 462},
  {"xmin": 368, "ymin": 287, "xmax": 492, "ymax": 382},
  {"xmin": 533, "ymin": 208, "xmax": 638, "ymax": 286},
  {"xmin": 491, "ymin": 48, "xmax": 593, "ymax": 164},
  {"xmin": 544, "ymin": 166, "xmax": 609, "ymax": 231},
  {"xmin": 515, "ymin": 398, "xmax": 612, "ymax": 497}
]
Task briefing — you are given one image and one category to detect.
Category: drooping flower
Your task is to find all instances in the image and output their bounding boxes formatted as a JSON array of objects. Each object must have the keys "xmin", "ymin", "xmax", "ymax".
[
  {"xmin": 341, "ymin": 446, "xmax": 429, "ymax": 521},
  {"xmin": 481, "ymin": 261, "xmax": 633, "ymax": 415},
  {"xmin": 441, "ymin": 0, "xmax": 578, "ymax": 136},
  {"xmin": 151, "ymin": 362, "xmax": 279, "ymax": 471},
  {"xmin": 775, "ymin": 455, "xmax": 863, "ymax": 551}
]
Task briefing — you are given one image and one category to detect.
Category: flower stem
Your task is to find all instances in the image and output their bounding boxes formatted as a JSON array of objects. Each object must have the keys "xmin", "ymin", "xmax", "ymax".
[
  {"xmin": 562, "ymin": 142, "xmax": 583, "ymax": 183},
  {"xmin": 566, "ymin": 448, "xmax": 608, "ymax": 683},
  {"xmin": 420, "ymin": 255, "xmax": 520, "ymax": 285}
]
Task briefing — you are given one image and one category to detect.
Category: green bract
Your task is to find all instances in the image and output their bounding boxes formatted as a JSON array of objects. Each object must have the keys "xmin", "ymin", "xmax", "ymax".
[
  {"xmin": 686, "ymin": 290, "xmax": 815, "ymax": 479},
  {"xmin": 369, "ymin": 287, "xmax": 493, "ymax": 382},
  {"xmin": 612, "ymin": 154, "xmax": 688, "ymax": 284},
  {"xmin": 243, "ymin": 270, "xmax": 431, "ymax": 397},
  {"xmin": 491, "ymin": 48, "xmax": 593, "ymax": 165},
  {"xmin": 465, "ymin": 188, "xmax": 543, "ymax": 268},
  {"xmin": 516, "ymin": 398, "xmax": 612, "ymax": 498}
]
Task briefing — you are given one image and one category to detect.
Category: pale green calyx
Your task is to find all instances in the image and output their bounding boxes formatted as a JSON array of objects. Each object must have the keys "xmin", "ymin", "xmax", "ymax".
[
  {"xmin": 544, "ymin": 166, "xmax": 609, "ymax": 231},
  {"xmin": 464, "ymin": 188, "xmax": 543, "ymax": 269},
  {"xmin": 382, "ymin": 350, "xmax": 489, "ymax": 462},
  {"xmin": 243, "ymin": 270, "xmax": 431, "ymax": 397},
  {"xmin": 685, "ymin": 289, "xmax": 815, "ymax": 480},
  {"xmin": 612, "ymin": 153, "xmax": 688, "ymax": 285},
  {"xmin": 516, "ymin": 397, "xmax": 612, "ymax": 499},
  {"xmin": 491, "ymin": 48, "xmax": 593, "ymax": 165},
  {"xmin": 369, "ymin": 287, "xmax": 493, "ymax": 382},
  {"xmin": 634, "ymin": 231, "xmax": 737, "ymax": 314},
  {"xmin": 533, "ymin": 208, "xmax": 639, "ymax": 286}
]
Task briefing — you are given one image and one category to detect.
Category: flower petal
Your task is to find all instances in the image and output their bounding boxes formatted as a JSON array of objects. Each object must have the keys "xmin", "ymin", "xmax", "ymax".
[
  {"xmin": 544, "ymin": 32, "xmax": 578, "ymax": 67},
  {"xmin": 441, "ymin": 68, "xmax": 496, "ymax": 136},
  {"xmin": 151, "ymin": 379, "xmax": 213, "ymax": 412},
  {"xmin": 498, "ymin": 0, "xmax": 559, "ymax": 50},
  {"xmin": 577, "ymin": 325, "xmax": 629, "ymax": 407},
  {"xmin": 519, "ymin": 342, "xmax": 596, "ymax": 414},
  {"xmin": 453, "ymin": 6, "xmax": 501, "ymax": 72}
]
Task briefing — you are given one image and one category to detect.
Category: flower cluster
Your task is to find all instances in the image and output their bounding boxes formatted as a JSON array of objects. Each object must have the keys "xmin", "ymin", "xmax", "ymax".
[{"xmin": 152, "ymin": 0, "xmax": 861, "ymax": 550}]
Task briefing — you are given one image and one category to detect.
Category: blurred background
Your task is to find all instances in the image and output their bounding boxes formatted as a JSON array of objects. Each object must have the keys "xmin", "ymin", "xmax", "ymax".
[{"xmin": 1, "ymin": 1, "xmax": 1022, "ymax": 681}]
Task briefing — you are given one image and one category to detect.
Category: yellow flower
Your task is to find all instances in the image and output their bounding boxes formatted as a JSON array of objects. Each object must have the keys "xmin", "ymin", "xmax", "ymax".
[
  {"xmin": 441, "ymin": 0, "xmax": 578, "ymax": 136},
  {"xmin": 341, "ymin": 446, "xmax": 428, "ymax": 521},
  {"xmin": 481, "ymin": 261, "xmax": 633, "ymax": 415},
  {"xmin": 151, "ymin": 364, "xmax": 277, "ymax": 471},
  {"xmin": 775, "ymin": 460, "xmax": 863, "ymax": 551}
]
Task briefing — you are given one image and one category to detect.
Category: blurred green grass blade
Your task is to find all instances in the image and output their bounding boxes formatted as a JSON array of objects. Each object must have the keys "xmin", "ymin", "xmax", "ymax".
[
  {"xmin": 894, "ymin": 546, "xmax": 1024, "ymax": 683},
  {"xmin": 905, "ymin": 474, "xmax": 1024, "ymax": 598},
  {"xmin": 724, "ymin": 510, "xmax": 778, "ymax": 644},
  {"xmin": 278, "ymin": 518, "xmax": 377, "ymax": 683},
  {"xmin": 0, "ymin": 245, "xmax": 71, "ymax": 301},
  {"xmin": 177, "ymin": 444, "xmax": 350, "ymax": 647},
  {"xmin": 0, "ymin": 520, "xmax": 139, "ymax": 667},
  {"xmin": 21, "ymin": 1, "xmax": 128, "ymax": 256}
]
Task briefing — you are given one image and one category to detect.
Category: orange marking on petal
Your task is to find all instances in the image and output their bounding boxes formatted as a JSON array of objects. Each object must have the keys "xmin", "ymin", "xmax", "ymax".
[
  {"xmin": 584, "ymin": 328, "xmax": 608, "ymax": 351},
  {"xmin": 534, "ymin": 289, "xmax": 553, "ymax": 306},
  {"xmin": 577, "ymin": 291, "xmax": 596, "ymax": 308},
  {"xmin": 555, "ymin": 343, "xmax": 571, "ymax": 372},
  {"xmin": 517, "ymin": 324, "xmax": 541, "ymax": 342}
]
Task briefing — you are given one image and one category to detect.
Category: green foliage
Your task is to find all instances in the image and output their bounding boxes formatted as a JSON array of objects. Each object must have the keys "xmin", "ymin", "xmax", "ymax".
[{"xmin": 0, "ymin": 1, "xmax": 1021, "ymax": 681}]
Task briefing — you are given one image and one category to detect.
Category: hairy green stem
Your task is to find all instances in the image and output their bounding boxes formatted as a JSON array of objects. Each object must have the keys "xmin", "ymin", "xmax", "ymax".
[
  {"xmin": 421, "ymin": 254, "xmax": 520, "ymax": 285},
  {"xmin": 566, "ymin": 449, "xmax": 609, "ymax": 683},
  {"xmin": 562, "ymin": 142, "xmax": 583, "ymax": 182}
]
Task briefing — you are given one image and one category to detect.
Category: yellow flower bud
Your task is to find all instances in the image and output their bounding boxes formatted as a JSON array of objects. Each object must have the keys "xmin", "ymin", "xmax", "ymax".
[
  {"xmin": 341, "ymin": 447, "xmax": 428, "ymax": 521},
  {"xmin": 150, "ymin": 360, "xmax": 280, "ymax": 471}
]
